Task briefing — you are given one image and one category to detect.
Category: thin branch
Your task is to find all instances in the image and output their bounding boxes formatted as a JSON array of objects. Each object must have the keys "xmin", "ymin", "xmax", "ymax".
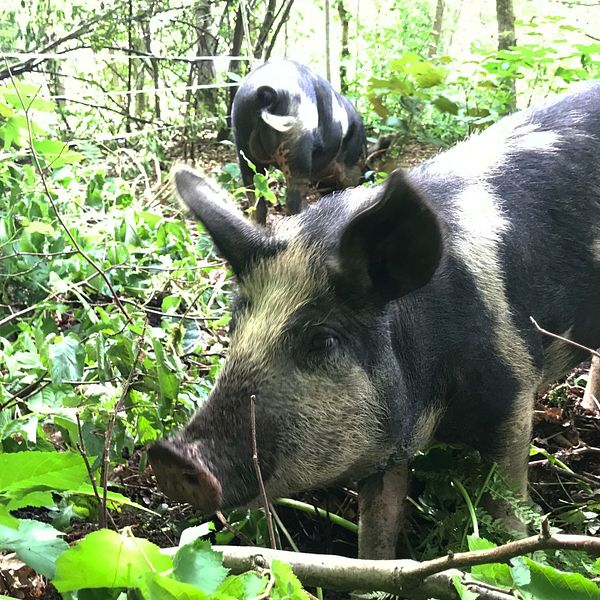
[
  {"xmin": 99, "ymin": 318, "xmax": 148, "ymax": 528},
  {"xmin": 215, "ymin": 510, "xmax": 255, "ymax": 546},
  {"xmin": 530, "ymin": 317, "xmax": 600, "ymax": 359},
  {"xmin": 250, "ymin": 394, "xmax": 277, "ymax": 550},
  {"xmin": 75, "ymin": 413, "xmax": 118, "ymax": 529}
]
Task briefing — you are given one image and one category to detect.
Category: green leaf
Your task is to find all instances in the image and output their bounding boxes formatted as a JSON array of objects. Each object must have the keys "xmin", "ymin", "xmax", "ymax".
[
  {"xmin": 518, "ymin": 557, "xmax": 600, "ymax": 600},
  {"xmin": 510, "ymin": 556, "xmax": 531, "ymax": 586},
  {"xmin": 25, "ymin": 221, "xmax": 56, "ymax": 236},
  {"xmin": 6, "ymin": 490, "xmax": 55, "ymax": 512},
  {"xmin": 49, "ymin": 335, "xmax": 84, "ymax": 384},
  {"xmin": 270, "ymin": 560, "xmax": 309, "ymax": 600},
  {"xmin": 216, "ymin": 572, "xmax": 267, "ymax": 600},
  {"xmin": 0, "ymin": 519, "xmax": 68, "ymax": 578},
  {"xmin": 467, "ymin": 536, "xmax": 513, "ymax": 588},
  {"xmin": 142, "ymin": 573, "xmax": 209, "ymax": 600},
  {"xmin": 33, "ymin": 139, "xmax": 82, "ymax": 168},
  {"xmin": 452, "ymin": 575, "xmax": 479, "ymax": 600},
  {"xmin": 593, "ymin": 557, "xmax": 600, "ymax": 576},
  {"xmin": 53, "ymin": 529, "xmax": 172, "ymax": 592},
  {"xmin": 0, "ymin": 451, "xmax": 89, "ymax": 496},
  {"xmin": 433, "ymin": 95, "xmax": 459, "ymax": 115},
  {"xmin": 173, "ymin": 540, "xmax": 229, "ymax": 594}
]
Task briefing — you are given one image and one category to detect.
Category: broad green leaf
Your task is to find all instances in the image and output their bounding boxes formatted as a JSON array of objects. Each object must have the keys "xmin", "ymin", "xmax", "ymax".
[
  {"xmin": 467, "ymin": 536, "xmax": 513, "ymax": 588},
  {"xmin": 0, "ymin": 451, "xmax": 88, "ymax": 495},
  {"xmin": 173, "ymin": 540, "xmax": 229, "ymax": 594},
  {"xmin": 53, "ymin": 529, "xmax": 172, "ymax": 592},
  {"xmin": 49, "ymin": 335, "xmax": 84, "ymax": 384},
  {"xmin": 594, "ymin": 557, "xmax": 600, "ymax": 576},
  {"xmin": 270, "ymin": 560, "xmax": 309, "ymax": 600},
  {"xmin": 519, "ymin": 557, "xmax": 600, "ymax": 600},
  {"xmin": 0, "ymin": 519, "xmax": 68, "ymax": 578},
  {"xmin": 6, "ymin": 490, "xmax": 54, "ymax": 512},
  {"xmin": 0, "ymin": 505, "xmax": 18, "ymax": 528}
]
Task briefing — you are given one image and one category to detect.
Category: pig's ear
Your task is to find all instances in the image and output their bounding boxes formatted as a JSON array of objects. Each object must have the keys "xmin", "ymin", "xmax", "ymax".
[
  {"xmin": 174, "ymin": 166, "xmax": 276, "ymax": 277},
  {"xmin": 337, "ymin": 169, "xmax": 443, "ymax": 302}
]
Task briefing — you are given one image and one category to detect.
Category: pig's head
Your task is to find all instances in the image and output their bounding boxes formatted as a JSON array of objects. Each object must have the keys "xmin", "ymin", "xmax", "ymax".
[{"xmin": 149, "ymin": 167, "xmax": 443, "ymax": 514}]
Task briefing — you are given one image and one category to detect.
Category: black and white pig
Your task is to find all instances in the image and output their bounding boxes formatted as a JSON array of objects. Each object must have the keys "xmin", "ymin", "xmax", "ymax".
[
  {"xmin": 150, "ymin": 82, "xmax": 600, "ymax": 559},
  {"xmin": 231, "ymin": 59, "xmax": 367, "ymax": 222}
]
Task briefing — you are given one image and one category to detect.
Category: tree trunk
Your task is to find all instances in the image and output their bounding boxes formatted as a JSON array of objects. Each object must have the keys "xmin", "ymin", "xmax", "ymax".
[
  {"xmin": 254, "ymin": 0, "xmax": 277, "ymax": 58},
  {"xmin": 337, "ymin": 0, "xmax": 350, "ymax": 94},
  {"xmin": 496, "ymin": 0, "xmax": 517, "ymax": 111},
  {"xmin": 428, "ymin": 0, "xmax": 445, "ymax": 58}
]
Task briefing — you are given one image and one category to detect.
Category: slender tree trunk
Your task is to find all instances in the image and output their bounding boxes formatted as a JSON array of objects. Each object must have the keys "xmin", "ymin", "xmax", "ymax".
[
  {"xmin": 337, "ymin": 0, "xmax": 350, "ymax": 94},
  {"xmin": 428, "ymin": 0, "xmax": 445, "ymax": 58},
  {"xmin": 264, "ymin": 0, "xmax": 294, "ymax": 60},
  {"xmin": 496, "ymin": 0, "xmax": 517, "ymax": 111},
  {"xmin": 254, "ymin": 0, "xmax": 277, "ymax": 58},
  {"xmin": 141, "ymin": 17, "xmax": 160, "ymax": 120},
  {"xmin": 126, "ymin": 0, "xmax": 133, "ymax": 133},
  {"xmin": 220, "ymin": 5, "xmax": 246, "ymax": 140},
  {"xmin": 324, "ymin": 0, "xmax": 331, "ymax": 81}
]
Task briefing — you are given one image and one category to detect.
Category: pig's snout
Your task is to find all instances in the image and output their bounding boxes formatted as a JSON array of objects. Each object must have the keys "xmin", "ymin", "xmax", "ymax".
[{"xmin": 148, "ymin": 439, "xmax": 222, "ymax": 514}]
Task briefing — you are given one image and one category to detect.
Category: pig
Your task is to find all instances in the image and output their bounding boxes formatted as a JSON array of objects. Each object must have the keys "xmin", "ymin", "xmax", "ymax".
[
  {"xmin": 150, "ymin": 81, "xmax": 600, "ymax": 559},
  {"xmin": 231, "ymin": 59, "xmax": 367, "ymax": 223}
]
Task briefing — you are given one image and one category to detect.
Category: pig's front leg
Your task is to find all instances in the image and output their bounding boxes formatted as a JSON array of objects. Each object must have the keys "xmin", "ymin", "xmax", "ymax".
[
  {"xmin": 358, "ymin": 462, "xmax": 409, "ymax": 559},
  {"xmin": 286, "ymin": 178, "xmax": 310, "ymax": 215}
]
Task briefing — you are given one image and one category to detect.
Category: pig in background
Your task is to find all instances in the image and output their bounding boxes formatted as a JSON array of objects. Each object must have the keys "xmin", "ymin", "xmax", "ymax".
[
  {"xmin": 231, "ymin": 59, "xmax": 367, "ymax": 224},
  {"xmin": 150, "ymin": 81, "xmax": 600, "ymax": 559}
]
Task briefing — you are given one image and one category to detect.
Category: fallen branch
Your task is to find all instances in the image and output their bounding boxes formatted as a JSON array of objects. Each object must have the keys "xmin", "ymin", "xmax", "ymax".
[{"xmin": 161, "ymin": 530, "xmax": 600, "ymax": 599}]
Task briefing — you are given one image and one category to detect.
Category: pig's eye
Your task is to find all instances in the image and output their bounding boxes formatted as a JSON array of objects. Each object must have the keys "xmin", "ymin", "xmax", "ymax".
[{"xmin": 309, "ymin": 332, "xmax": 339, "ymax": 353}]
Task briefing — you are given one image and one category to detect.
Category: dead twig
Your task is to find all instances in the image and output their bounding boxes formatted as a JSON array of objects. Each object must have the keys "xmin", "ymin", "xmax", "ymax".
[{"xmin": 250, "ymin": 394, "xmax": 277, "ymax": 550}]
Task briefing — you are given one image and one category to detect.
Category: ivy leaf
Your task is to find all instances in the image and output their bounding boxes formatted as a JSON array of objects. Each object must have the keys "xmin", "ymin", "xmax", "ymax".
[
  {"xmin": 49, "ymin": 335, "xmax": 84, "ymax": 384},
  {"xmin": 173, "ymin": 539, "xmax": 229, "ymax": 594},
  {"xmin": 53, "ymin": 529, "xmax": 172, "ymax": 592},
  {"xmin": 0, "ymin": 519, "xmax": 68, "ymax": 578}
]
